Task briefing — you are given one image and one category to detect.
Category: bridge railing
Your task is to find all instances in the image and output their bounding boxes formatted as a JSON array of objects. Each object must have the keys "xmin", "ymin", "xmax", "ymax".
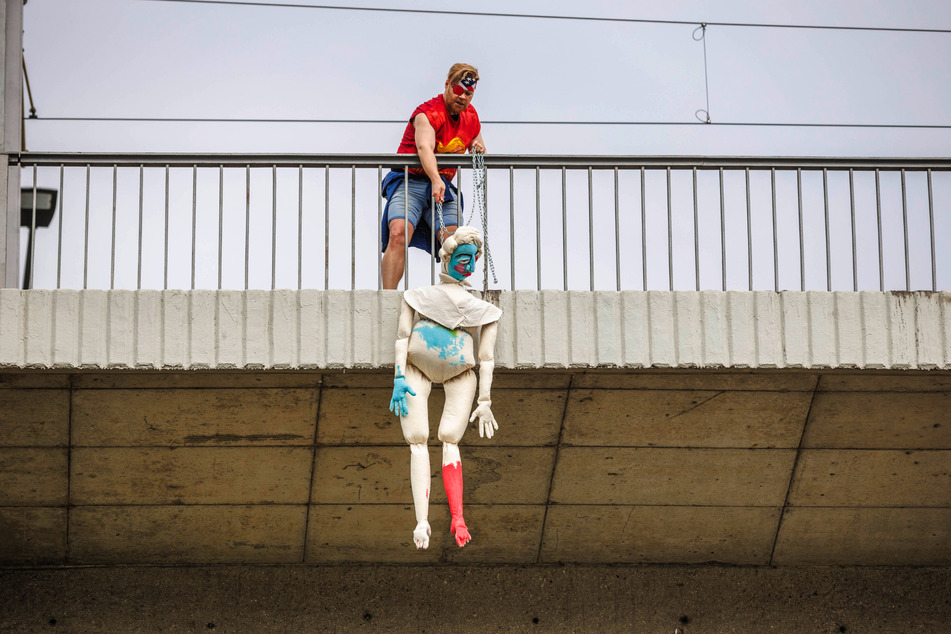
[{"xmin": 12, "ymin": 153, "xmax": 950, "ymax": 292}]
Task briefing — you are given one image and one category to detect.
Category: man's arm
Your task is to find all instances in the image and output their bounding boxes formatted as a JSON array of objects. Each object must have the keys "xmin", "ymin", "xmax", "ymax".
[
  {"xmin": 469, "ymin": 131, "xmax": 486, "ymax": 154},
  {"xmin": 469, "ymin": 320, "xmax": 499, "ymax": 438},
  {"xmin": 413, "ymin": 113, "xmax": 446, "ymax": 204},
  {"xmin": 389, "ymin": 300, "xmax": 416, "ymax": 417}
]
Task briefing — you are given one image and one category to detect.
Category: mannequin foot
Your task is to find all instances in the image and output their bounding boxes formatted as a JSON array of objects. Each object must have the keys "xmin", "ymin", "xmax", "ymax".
[
  {"xmin": 413, "ymin": 522, "xmax": 431, "ymax": 549},
  {"xmin": 450, "ymin": 517, "xmax": 471, "ymax": 547}
]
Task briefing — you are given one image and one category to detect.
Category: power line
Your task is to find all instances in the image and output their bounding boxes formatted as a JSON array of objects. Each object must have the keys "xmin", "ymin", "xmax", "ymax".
[
  {"xmin": 139, "ymin": 0, "xmax": 951, "ymax": 34},
  {"xmin": 27, "ymin": 116, "xmax": 951, "ymax": 129}
]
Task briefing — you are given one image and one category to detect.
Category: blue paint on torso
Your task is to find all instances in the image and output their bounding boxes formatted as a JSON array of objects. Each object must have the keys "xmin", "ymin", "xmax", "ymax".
[{"xmin": 414, "ymin": 320, "xmax": 468, "ymax": 364}]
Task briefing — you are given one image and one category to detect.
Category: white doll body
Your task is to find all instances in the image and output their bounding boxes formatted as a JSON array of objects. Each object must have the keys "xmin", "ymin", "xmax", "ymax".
[{"xmin": 389, "ymin": 229, "xmax": 501, "ymax": 549}]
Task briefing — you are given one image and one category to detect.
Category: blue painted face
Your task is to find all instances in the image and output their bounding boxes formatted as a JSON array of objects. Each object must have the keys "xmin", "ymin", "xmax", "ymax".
[{"xmin": 448, "ymin": 243, "xmax": 478, "ymax": 281}]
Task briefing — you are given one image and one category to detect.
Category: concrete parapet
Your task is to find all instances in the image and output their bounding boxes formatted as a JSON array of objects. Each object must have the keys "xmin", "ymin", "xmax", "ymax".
[{"xmin": 0, "ymin": 289, "xmax": 948, "ymax": 371}]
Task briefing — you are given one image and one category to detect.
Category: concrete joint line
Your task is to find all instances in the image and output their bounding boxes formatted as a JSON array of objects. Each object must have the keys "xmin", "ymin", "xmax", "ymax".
[
  {"xmin": 268, "ymin": 291, "xmax": 275, "ymax": 369},
  {"xmin": 806, "ymin": 292, "xmax": 813, "ymax": 368},
  {"xmin": 832, "ymin": 292, "xmax": 840, "ymax": 367},
  {"xmin": 65, "ymin": 376, "xmax": 75, "ymax": 565},
  {"xmin": 302, "ymin": 375, "xmax": 325, "ymax": 563},
  {"xmin": 133, "ymin": 291, "xmax": 141, "ymax": 368},
  {"xmin": 645, "ymin": 292, "xmax": 653, "ymax": 366},
  {"xmin": 779, "ymin": 292, "xmax": 788, "ymax": 368},
  {"xmin": 50, "ymin": 291, "xmax": 58, "ymax": 369},
  {"xmin": 768, "ymin": 374, "xmax": 820, "ymax": 566},
  {"xmin": 159, "ymin": 292, "xmax": 165, "ymax": 368},
  {"xmin": 241, "ymin": 292, "xmax": 248, "ymax": 368},
  {"xmin": 756, "ymin": 288, "xmax": 760, "ymax": 365},
  {"xmin": 536, "ymin": 373, "xmax": 573, "ymax": 564},
  {"xmin": 886, "ymin": 294, "xmax": 895, "ymax": 369},
  {"xmin": 104, "ymin": 290, "xmax": 113, "ymax": 368},
  {"xmin": 672, "ymin": 292, "xmax": 680, "ymax": 366},
  {"xmin": 913, "ymin": 294, "xmax": 921, "ymax": 368},
  {"xmin": 700, "ymin": 292, "xmax": 707, "ymax": 366},
  {"xmin": 725, "ymin": 292, "xmax": 734, "ymax": 367},
  {"xmin": 322, "ymin": 293, "xmax": 329, "ymax": 369},
  {"xmin": 184, "ymin": 291, "xmax": 190, "ymax": 369},
  {"xmin": 539, "ymin": 293, "xmax": 546, "ymax": 368},
  {"xmin": 371, "ymin": 292, "xmax": 379, "ymax": 368},
  {"xmin": 591, "ymin": 294, "xmax": 599, "ymax": 366},
  {"xmin": 943, "ymin": 296, "xmax": 949, "ymax": 367},
  {"xmin": 20, "ymin": 289, "xmax": 28, "ymax": 366},
  {"xmin": 212, "ymin": 290, "xmax": 219, "ymax": 368},
  {"xmin": 348, "ymin": 292, "xmax": 354, "ymax": 368}
]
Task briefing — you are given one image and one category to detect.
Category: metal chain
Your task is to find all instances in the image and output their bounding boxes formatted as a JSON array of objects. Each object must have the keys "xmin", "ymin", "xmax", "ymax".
[
  {"xmin": 465, "ymin": 153, "xmax": 481, "ymax": 227},
  {"xmin": 435, "ymin": 200, "xmax": 446, "ymax": 236},
  {"xmin": 469, "ymin": 151, "xmax": 497, "ymax": 284}
]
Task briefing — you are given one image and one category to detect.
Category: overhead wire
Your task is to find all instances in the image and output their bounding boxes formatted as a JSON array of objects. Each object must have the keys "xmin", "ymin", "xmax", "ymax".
[
  {"xmin": 25, "ymin": 1, "xmax": 951, "ymax": 132},
  {"xmin": 138, "ymin": 0, "xmax": 951, "ymax": 34},
  {"xmin": 26, "ymin": 117, "xmax": 951, "ymax": 129}
]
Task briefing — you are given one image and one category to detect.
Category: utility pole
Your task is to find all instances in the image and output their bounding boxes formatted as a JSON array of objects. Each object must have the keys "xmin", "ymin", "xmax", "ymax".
[{"xmin": 0, "ymin": 0, "xmax": 23, "ymax": 288}]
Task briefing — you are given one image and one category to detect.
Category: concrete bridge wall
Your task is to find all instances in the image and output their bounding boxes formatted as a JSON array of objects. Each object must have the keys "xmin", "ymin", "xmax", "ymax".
[{"xmin": 2, "ymin": 289, "xmax": 949, "ymax": 371}]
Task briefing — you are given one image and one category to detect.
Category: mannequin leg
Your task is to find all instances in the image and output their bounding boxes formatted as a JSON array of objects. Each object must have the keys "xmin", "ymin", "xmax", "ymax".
[
  {"xmin": 437, "ymin": 370, "xmax": 477, "ymax": 547},
  {"xmin": 400, "ymin": 364, "xmax": 433, "ymax": 549}
]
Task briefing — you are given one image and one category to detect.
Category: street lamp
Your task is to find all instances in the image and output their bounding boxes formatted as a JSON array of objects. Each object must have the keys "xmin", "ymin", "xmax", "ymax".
[{"xmin": 20, "ymin": 187, "xmax": 57, "ymax": 289}]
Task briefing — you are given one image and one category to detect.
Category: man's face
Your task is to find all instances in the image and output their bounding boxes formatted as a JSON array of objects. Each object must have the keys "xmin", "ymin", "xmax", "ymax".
[
  {"xmin": 448, "ymin": 243, "xmax": 478, "ymax": 281},
  {"xmin": 444, "ymin": 76, "xmax": 476, "ymax": 115}
]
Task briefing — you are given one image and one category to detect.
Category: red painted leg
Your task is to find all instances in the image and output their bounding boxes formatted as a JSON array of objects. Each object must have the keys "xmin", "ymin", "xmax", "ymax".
[{"xmin": 442, "ymin": 461, "xmax": 470, "ymax": 547}]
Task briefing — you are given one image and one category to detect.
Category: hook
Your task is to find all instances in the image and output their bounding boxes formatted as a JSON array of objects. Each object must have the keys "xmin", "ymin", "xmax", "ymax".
[
  {"xmin": 692, "ymin": 23, "xmax": 707, "ymax": 41},
  {"xmin": 695, "ymin": 109, "xmax": 711, "ymax": 124}
]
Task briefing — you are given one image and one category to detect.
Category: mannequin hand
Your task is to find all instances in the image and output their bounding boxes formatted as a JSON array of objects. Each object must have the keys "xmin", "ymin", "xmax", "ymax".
[
  {"xmin": 389, "ymin": 375, "xmax": 416, "ymax": 417},
  {"xmin": 469, "ymin": 402, "xmax": 498, "ymax": 439}
]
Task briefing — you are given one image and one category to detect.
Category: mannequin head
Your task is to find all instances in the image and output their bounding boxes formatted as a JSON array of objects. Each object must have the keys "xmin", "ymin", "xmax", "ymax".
[{"xmin": 439, "ymin": 226, "xmax": 483, "ymax": 281}]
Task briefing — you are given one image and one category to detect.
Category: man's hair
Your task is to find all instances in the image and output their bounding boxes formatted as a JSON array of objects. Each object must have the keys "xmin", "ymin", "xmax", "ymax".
[
  {"xmin": 439, "ymin": 226, "xmax": 483, "ymax": 269},
  {"xmin": 446, "ymin": 63, "xmax": 479, "ymax": 87}
]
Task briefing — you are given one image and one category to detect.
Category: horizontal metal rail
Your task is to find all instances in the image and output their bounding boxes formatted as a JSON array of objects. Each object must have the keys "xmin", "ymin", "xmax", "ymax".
[
  {"xmin": 11, "ymin": 153, "xmax": 950, "ymax": 293},
  {"xmin": 12, "ymin": 152, "xmax": 951, "ymax": 171}
]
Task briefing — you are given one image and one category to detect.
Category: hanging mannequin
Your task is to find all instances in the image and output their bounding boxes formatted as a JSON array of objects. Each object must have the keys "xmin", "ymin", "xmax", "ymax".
[{"xmin": 389, "ymin": 226, "xmax": 501, "ymax": 549}]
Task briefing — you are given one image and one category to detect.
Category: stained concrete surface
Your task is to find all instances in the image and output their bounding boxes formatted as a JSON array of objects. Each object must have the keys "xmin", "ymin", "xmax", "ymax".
[
  {"xmin": 3, "ymin": 369, "xmax": 951, "ymax": 567},
  {"xmin": 0, "ymin": 565, "xmax": 949, "ymax": 632}
]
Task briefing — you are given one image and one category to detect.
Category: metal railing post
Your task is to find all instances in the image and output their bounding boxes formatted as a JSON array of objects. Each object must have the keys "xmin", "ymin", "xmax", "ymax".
[
  {"xmin": 0, "ymin": 0, "xmax": 24, "ymax": 287},
  {"xmin": 667, "ymin": 167, "xmax": 673, "ymax": 291}
]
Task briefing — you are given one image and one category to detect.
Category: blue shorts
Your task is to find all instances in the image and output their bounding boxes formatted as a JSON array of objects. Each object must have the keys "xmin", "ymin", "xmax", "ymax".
[
  {"xmin": 381, "ymin": 171, "xmax": 464, "ymax": 258},
  {"xmin": 386, "ymin": 176, "xmax": 460, "ymax": 229}
]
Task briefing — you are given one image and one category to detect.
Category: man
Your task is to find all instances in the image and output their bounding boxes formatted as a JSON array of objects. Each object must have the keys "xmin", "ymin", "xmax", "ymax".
[
  {"xmin": 381, "ymin": 63, "xmax": 487, "ymax": 289},
  {"xmin": 388, "ymin": 226, "xmax": 501, "ymax": 549}
]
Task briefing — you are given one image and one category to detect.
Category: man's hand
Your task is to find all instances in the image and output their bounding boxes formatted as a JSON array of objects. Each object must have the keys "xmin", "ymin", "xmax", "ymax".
[
  {"xmin": 469, "ymin": 401, "xmax": 498, "ymax": 439},
  {"xmin": 431, "ymin": 178, "xmax": 446, "ymax": 204},
  {"xmin": 390, "ymin": 374, "xmax": 416, "ymax": 417},
  {"xmin": 469, "ymin": 139, "xmax": 486, "ymax": 154}
]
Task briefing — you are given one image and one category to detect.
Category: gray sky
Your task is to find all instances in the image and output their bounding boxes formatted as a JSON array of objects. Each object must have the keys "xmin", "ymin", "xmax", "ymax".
[
  {"xmin": 22, "ymin": 0, "xmax": 951, "ymax": 156},
  {"xmin": 17, "ymin": 0, "xmax": 951, "ymax": 292}
]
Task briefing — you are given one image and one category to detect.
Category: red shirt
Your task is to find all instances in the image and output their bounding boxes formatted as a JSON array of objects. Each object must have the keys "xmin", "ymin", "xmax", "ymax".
[{"xmin": 397, "ymin": 95, "xmax": 481, "ymax": 180}]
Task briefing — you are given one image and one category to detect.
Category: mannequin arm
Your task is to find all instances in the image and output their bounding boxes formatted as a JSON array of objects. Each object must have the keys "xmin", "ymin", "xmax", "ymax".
[
  {"xmin": 390, "ymin": 300, "xmax": 416, "ymax": 416},
  {"xmin": 469, "ymin": 321, "xmax": 499, "ymax": 438}
]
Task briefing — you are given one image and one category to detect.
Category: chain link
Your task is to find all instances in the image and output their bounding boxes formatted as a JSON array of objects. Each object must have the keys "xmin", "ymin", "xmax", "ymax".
[
  {"xmin": 434, "ymin": 153, "xmax": 496, "ymax": 285},
  {"xmin": 435, "ymin": 200, "xmax": 446, "ymax": 236},
  {"xmin": 469, "ymin": 152, "xmax": 497, "ymax": 284}
]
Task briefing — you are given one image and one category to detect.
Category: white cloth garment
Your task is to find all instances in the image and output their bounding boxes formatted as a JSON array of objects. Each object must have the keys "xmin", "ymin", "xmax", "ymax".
[{"xmin": 403, "ymin": 279, "xmax": 502, "ymax": 330}]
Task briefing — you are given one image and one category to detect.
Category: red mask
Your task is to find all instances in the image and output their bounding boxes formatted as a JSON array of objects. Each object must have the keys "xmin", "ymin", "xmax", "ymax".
[{"xmin": 451, "ymin": 76, "xmax": 477, "ymax": 96}]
